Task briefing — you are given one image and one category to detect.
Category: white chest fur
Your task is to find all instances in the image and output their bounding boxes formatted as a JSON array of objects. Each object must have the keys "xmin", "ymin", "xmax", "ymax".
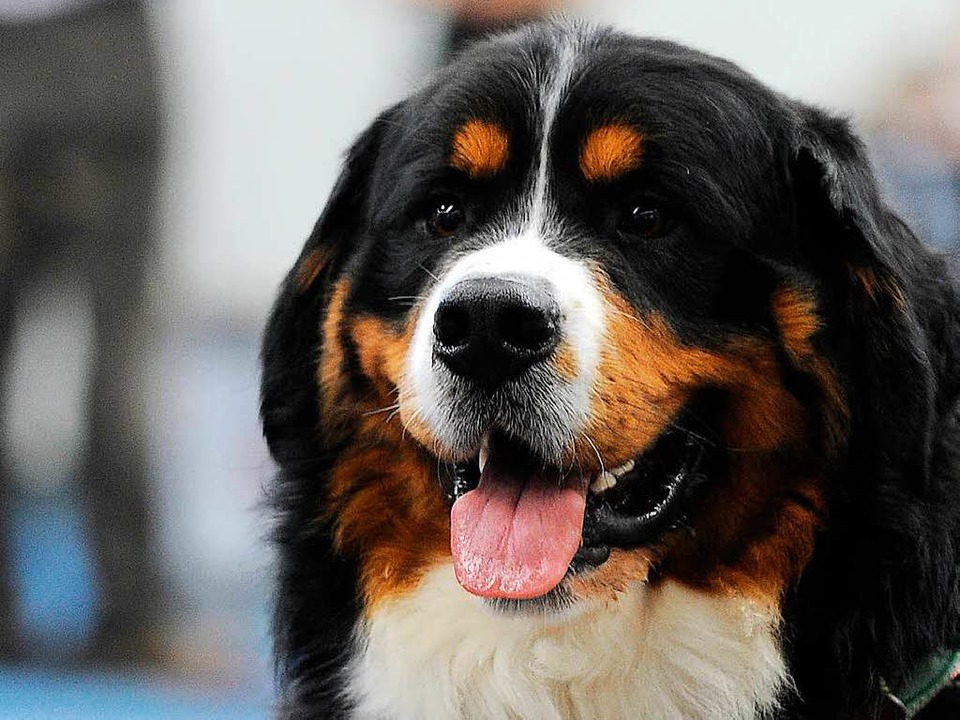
[{"xmin": 346, "ymin": 564, "xmax": 788, "ymax": 720}]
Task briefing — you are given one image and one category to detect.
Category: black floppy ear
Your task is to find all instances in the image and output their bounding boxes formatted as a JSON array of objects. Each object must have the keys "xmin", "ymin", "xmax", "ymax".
[
  {"xmin": 791, "ymin": 106, "xmax": 939, "ymax": 485},
  {"xmin": 260, "ymin": 109, "xmax": 393, "ymax": 466}
]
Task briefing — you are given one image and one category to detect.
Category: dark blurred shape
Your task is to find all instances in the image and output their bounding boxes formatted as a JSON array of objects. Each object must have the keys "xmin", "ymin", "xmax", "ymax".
[{"xmin": 0, "ymin": 0, "xmax": 165, "ymax": 664}]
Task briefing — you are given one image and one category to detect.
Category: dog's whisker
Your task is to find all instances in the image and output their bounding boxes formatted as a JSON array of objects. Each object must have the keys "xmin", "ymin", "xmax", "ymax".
[
  {"xmin": 582, "ymin": 434, "xmax": 605, "ymax": 477},
  {"xmin": 418, "ymin": 263, "xmax": 440, "ymax": 282},
  {"xmin": 362, "ymin": 403, "xmax": 401, "ymax": 417},
  {"xmin": 384, "ymin": 407, "xmax": 403, "ymax": 427}
]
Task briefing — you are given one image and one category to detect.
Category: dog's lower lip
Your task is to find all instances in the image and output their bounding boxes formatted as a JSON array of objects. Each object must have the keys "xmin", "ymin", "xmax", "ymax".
[
  {"xmin": 571, "ymin": 543, "xmax": 610, "ymax": 570},
  {"xmin": 582, "ymin": 430, "xmax": 706, "ymax": 552},
  {"xmin": 583, "ymin": 462, "xmax": 692, "ymax": 547}
]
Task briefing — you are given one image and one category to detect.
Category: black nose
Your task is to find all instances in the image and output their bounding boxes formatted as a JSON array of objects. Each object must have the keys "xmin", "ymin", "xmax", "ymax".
[{"xmin": 433, "ymin": 276, "xmax": 561, "ymax": 391}]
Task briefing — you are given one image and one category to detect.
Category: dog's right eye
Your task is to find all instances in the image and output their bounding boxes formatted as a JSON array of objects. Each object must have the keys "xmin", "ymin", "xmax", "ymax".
[
  {"xmin": 427, "ymin": 199, "xmax": 465, "ymax": 238},
  {"xmin": 617, "ymin": 201, "xmax": 675, "ymax": 241}
]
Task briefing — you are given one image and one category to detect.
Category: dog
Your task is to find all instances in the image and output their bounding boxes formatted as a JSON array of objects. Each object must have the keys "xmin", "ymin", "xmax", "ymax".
[{"xmin": 261, "ymin": 19, "xmax": 960, "ymax": 719}]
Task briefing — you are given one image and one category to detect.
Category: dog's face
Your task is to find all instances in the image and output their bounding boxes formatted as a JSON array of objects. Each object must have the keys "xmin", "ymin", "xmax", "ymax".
[{"xmin": 264, "ymin": 22, "xmax": 913, "ymax": 622}]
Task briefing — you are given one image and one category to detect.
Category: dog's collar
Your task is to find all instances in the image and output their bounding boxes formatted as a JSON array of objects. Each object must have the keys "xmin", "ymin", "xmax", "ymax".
[{"xmin": 880, "ymin": 648, "xmax": 960, "ymax": 718}]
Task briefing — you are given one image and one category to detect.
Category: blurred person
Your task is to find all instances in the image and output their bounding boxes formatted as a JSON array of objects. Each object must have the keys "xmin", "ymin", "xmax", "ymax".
[{"xmin": 0, "ymin": 0, "xmax": 166, "ymax": 664}]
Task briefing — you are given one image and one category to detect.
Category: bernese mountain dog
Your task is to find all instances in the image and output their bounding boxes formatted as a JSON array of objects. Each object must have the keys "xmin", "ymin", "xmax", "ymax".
[{"xmin": 261, "ymin": 19, "xmax": 960, "ymax": 719}]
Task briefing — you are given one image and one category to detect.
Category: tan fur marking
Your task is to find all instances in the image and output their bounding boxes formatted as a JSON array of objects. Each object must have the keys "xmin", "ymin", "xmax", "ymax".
[
  {"xmin": 350, "ymin": 314, "xmax": 412, "ymax": 402},
  {"xmin": 583, "ymin": 283, "xmax": 740, "ymax": 469},
  {"xmin": 580, "ymin": 124, "xmax": 644, "ymax": 182},
  {"xmin": 567, "ymin": 548, "xmax": 653, "ymax": 601},
  {"xmin": 848, "ymin": 265, "xmax": 907, "ymax": 308},
  {"xmin": 315, "ymin": 290, "xmax": 449, "ymax": 608},
  {"xmin": 318, "ymin": 280, "xmax": 351, "ymax": 426},
  {"xmin": 772, "ymin": 286, "xmax": 848, "ymax": 452},
  {"xmin": 772, "ymin": 287, "xmax": 820, "ymax": 365},
  {"xmin": 450, "ymin": 120, "xmax": 510, "ymax": 178},
  {"xmin": 327, "ymin": 427, "xmax": 449, "ymax": 609},
  {"xmin": 584, "ymin": 277, "xmax": 840, "ymax": 605},
  {"xmin": 552, "ymin": 341, "xmax": 580, "ymax": 382},
  {"xmin": 337, "ymin": 311, "xmax": 453, "ymax": 607},
  {"xmin": 349, "ymin": 311, "xmax": 443, "ymax": 452},
  {"xmin": 295, "ymin": 246, "xmax": 331, "ymax": 291},
  {"xmin": 667, "ymin": 454, "xmax": 825, "ymax": 605}
]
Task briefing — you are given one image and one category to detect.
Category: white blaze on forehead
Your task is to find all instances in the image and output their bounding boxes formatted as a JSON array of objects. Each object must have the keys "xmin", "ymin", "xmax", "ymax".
[
  {"xmin": 527, "ymin": 28, "xmax": 581, "ymax": 235},
  {"xmin": 403, "ymin": 28, "xmax": 601, "ymax": 456}
]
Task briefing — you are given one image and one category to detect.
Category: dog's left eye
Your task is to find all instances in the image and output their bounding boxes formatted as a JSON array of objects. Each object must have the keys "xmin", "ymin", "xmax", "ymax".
[
  {"xmin": 618, "ymin": 203, "xmax": 674, "ymax": 240},
  {"xmin": 427, "ymin": 199, "xmax": 465, "ymax": 238}
]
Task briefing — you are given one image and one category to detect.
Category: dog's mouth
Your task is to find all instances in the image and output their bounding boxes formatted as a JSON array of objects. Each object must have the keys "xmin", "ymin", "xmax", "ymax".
[{"xmin": 442, "ymin": 416, "xmax": 712, "ymax": 601}]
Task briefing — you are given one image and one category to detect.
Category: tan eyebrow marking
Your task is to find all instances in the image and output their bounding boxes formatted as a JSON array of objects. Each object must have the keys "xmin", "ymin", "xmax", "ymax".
[
  {"xmin": 580, "ymin": 123, "xmax": 644, "ymax": 182},
  {"xmin": 450, "ymin": 120, "xmax": 510, "ymax": 178}
]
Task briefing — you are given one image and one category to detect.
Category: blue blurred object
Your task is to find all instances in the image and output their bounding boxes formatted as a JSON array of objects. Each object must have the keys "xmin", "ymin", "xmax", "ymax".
[
  {"xmin": 0, "ymin": 665, "xmax": 270, "ymax": 720},
  {"xmin": 8, "ymin": 490, "xmax": 98, "ymax": 657},
  {"xmin": 872, "ymin": 134, "xmax": 960, "ymax": 253}
]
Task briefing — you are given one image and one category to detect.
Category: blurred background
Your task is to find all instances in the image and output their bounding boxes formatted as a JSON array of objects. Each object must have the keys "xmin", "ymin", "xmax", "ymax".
[{"xmin": 0, "ymin": 0, "xmax": 957, "ymax": 717}]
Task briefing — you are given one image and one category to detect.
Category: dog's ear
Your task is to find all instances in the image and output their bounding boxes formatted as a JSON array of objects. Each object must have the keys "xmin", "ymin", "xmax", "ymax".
[
  {"xmin": 260, "ymin": 109, "xmax": 393, "ymax": 466},
  {"xmin": 790, "ymin": 106, "xmax": 939, "ymax": 484}
]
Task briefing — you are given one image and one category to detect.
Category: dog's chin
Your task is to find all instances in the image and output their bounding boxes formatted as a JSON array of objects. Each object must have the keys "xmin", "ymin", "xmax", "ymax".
[
  {"xmin": 431, "ymin": 411, "xmax": 715, "ymax": 613},
  {"xmin": 481, "ymin": 583, "xmax": 578, "ymax": 617}
]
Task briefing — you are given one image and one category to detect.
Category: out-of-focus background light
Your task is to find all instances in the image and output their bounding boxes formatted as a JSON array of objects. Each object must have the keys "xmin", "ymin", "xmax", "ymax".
[{"xmin": 0, "ymin": 1, "xmax": 956, "ymax": 717}]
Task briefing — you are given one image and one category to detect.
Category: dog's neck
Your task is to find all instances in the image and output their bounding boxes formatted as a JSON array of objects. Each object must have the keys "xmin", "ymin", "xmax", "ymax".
[{"xmin": 346, "ymin": 564, "xmax": 788, "ymax": 720}]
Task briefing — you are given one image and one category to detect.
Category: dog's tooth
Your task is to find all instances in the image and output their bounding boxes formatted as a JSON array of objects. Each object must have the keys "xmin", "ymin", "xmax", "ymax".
[
  {"xmin": 590, "ymin": 471, "xmax": 618, "ymax": 495},
  {"xmin": 612, "ymin": 459, "xmax": 635, "ymax": 477},
  {"xmin": 479, "ymin": 434, "xmax": 490, "ymax": 473}
]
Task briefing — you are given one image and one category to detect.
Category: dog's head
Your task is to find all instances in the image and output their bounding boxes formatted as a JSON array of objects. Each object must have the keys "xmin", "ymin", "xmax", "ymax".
[{"xmin": 263, "ymin": 20, "xmax": 956, "ymax": 684}]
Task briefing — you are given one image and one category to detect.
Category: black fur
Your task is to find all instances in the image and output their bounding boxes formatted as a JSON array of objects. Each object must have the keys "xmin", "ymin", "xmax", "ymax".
[
  {"xmin": 261, "ymin": 121, "xmax": 389, "ymax": 719},
  {"xmin": 261, "ymin": 20, "xmax": 960, "ymax": 718},
  {"xmin": 781, "ymin": 110, "xmax": 960, "ymax": 717}
]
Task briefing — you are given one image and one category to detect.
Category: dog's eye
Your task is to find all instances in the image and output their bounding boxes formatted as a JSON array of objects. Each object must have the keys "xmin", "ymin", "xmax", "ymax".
[
  {"xmin": 428, "ymin": 199, "xmax": 465, "ymax": 238},
  {"xmin": 618, "ymin": 203, "xmax": 673, "ymax": 240}
]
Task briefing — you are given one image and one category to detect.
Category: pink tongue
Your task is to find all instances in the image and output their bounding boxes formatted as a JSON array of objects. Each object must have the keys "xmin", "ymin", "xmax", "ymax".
[{"xmin": 450, "ymin": 461, "xmax": 588, "ymax": 599}]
